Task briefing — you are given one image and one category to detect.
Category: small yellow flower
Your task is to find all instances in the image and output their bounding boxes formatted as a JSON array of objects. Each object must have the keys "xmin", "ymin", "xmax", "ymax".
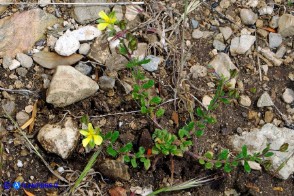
[
  {"xmin": 97, "ymin": 11, "xmax": 117, "ymax": 30},
  {"xmin": 80, "ymin": 123, "xmax": 103, "ymax": 148}
]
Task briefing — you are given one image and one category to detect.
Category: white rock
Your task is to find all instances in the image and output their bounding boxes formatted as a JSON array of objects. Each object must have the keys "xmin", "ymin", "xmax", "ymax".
[
  {"xmin": 219, "ymin": 27, "xmax": 232, "ymax": 40},
  {"xmin": 262, "ymin": 64, "xmax": 268, "ymax": 75},
  {"xmin": 192, "ymin": 29, "xmax": 204, "ymax": 39},
  {"xmin": 125, "ymin": 5, "xmax": 141, "ymax": 21},
  {"xmin": 269, "ymin": 33, "xmax": 282, "ymax": 48},
  {"xmin": 16, "ymin": 53, "xmax": 33, "ymax": 68},
  {"xmin": 278, "ymin": 14, "xmax": 294, "ymax": 37},
  {"xmin": 39, "ymin": 0, "xmax": 51, "ymax": 7},
  {"xmin": 213, "ymin": 40, "xmax": 226, "ymax": 51},
  {"xmin": 282, "ymin": 88, "xmax": 294, "ymax": 104},
  {"xmin": 269, "ymin": 15, "xmax": 279, "ymax": 29},
  {"xmin": 240, "ymin": 9, "xmax": 257, "ymax": 25},
  {"xmin": 209, "ymin": 53, "xmax": 237, "ymax": 79},
  {"xmin": 230, "ymin": 35, "xmax": 256, "ymax": 55},
  {"xmin": 78, "ymin": 43, "xmax": 91, "ymax": 55},
  {"xmin": 17, "ymin": 160, "xmax": 23, "ymax": 168},
  {"xmin": 37, "ymin": 118, "xmax": 80, "ymax": 159},
  {"xmin": 141, "ymin": 55, "xmax": 162, "ymax": 72},
  {"xmin": 246, "ymin": 0, "xmax": 258, "ymax": 7},
  {"xmin": 241, "ymin": 160, "xmax": 262, "ymax": 171},
  {"xmin": 231, "ymin": 123, "xmax": 294, "ymax": 179},
  {"xmin": 46, "ymin": 65, "xmax": 99, "ymax": 107},
  {"xmin": 202, "ymin": 95, "xmax": 212, "ymax": 109},
  {"xmin": 239, "ymin": 95, "xmax": 251, "ymax": 107},
  {"xmin": 258, "ymin": 47, "xmax": 282, "ymax": 66},
  {"xmin": 275, "ymin": 45, "xmax": 287, "ymax": 58},
  {"xmin": 57, "ymin": 167, "xmax": 65, "ymax": 173},
  {"xmin": 55, "ymin": 32, "xmax": 80, "ymax": 56},
  {"xmin": 190, "ymin": 64, "xmax": 207, "ymax": 78},
  {"xmin": 259, "ymin": 6, "xmax": 274, "ymax": 15},
  {"xmin": 9, "ymin": 59, "xmax": 21, "ymax": 70},
  {"xmin": 257, "ymin": 92, "xmax": 274, "ymax": 107},
  {"xmin": 71, "ymin": 26, "xmax": 102, "ymax": 41}
]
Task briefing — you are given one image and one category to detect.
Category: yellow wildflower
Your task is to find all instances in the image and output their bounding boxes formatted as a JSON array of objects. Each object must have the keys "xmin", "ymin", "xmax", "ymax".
[
  {"xmin": 80, "ymin": 123, "xmax": 103, "ymax": 148},
  {"xmin": 97, "ymin": 11, "xmax": 117, "ymax": 31}
]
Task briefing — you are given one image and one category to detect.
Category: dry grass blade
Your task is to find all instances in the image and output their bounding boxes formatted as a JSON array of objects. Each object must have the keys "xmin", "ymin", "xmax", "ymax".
[{"xmin": 29, "ymin": 100, "xmax": 38, "ymax": 133}]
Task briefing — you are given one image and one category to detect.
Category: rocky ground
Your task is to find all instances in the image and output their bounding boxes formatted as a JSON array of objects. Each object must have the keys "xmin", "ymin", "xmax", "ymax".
[{"xmin": 0, "ymin": 0, "xmax": 294, "ymax": 195}]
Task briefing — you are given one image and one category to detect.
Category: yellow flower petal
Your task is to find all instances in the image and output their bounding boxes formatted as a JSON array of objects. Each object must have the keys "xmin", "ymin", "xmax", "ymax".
[
  {"xmin": 93, "ymin": 135, "xmax": 103, "ymax": 145},
  {"xmin": 82, "ymin": 137, "xmax": 91, "ymax": 147},
  {"xmin": 88, "ymin": 123, "xmax": 95, "ymax": 134},
  {"xmin": 99, "ymin": 11, "xmax": 109, "ymax": 21},
  {"xmin": 98, "ymin": 23, "xmax": 109, "ymax": 30},
  {"xmin": 80, "ymin": 130, "xmax": 89, "ymax": 136},
  {"xmin": 109, "ymin": 16, "xmax": 117, "ymax": 24}
]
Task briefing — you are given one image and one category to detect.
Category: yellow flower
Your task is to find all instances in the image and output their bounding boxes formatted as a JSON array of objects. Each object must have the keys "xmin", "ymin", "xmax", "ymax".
[
  {"xmin": 80, "ymin": 123, "xmax": 103, "ymax": 148},
  {"xmin": 97, "ymin": 11, "xmax": 117, "ymax": 30}
]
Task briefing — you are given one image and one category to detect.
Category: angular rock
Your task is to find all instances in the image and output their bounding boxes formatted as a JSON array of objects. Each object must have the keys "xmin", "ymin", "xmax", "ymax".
[
  {"xmin": 269, "ymin": 15, "xmax": 279, "ymax": 29},
  {"xmin": 141, "ymin": 55, "xmax": 162, "ymax": 72},
  {"xmin": 269, "ymin": 33, "xmax": 282, "ymax": 48},
  {"xmin": 275, "ymin": 45, "xmax": 287, "ymax": 58},
  {"xmin": 257, "ymin": 92, "xmax": 274, "ymax": 107},
  {"xmin": 209, "ymin": 53, "xmax": 237, "ymax": 78},
  {"xmin": 239, "ymin": 95, "xmax": 251, "ymax": 107},
  {"xmin": 132, "ymin": 43, "xmax": 148, "ymax": 60},
  {"xmin": 264, "ymin": 111, "xmax": 274, "ymax": 123},
  {"xmin": 105, "ymin": 54, "xmax": 128, "ymax": 71},
  {"xmin": 33, "ymin": 51, "xmax": 83, "ymax": 69},
  {"xmin": 71, "ymin": 26, "xmax": 102, "ymax": 41},
  {"xmin": 46, "ymin": 65, "xmax": 99, "ymax": 107},
  {"xmin": 191, "ymin": 19, "xmax": 199, "ymax": 29},
  {"xmin": 240, "ymin": 9, "xmax": 257, "ymax": 25},
  {"xmin": 98, "ymin": 159, "xmax": 130, "ymax": 181},
  {"xmin": 78, "ymin": 43, "xmax": 91, "ymax": 55},
  {"xmin": 231, "ymin": 123, "xmax": 294, "ymax": 180},
  {"xmin": 258, "ymin": 6, "xmax": 274, "ymax": 16},
  {"xmin": 72, "ymin": 0, "xmax": 109, "ymax": 24},
  {"xmin": 219, "ymin": 26, "xmax": 232, "ymax": 40},
  {"xmin": 213, "ymin": 40, "xmax": 226, "ymax": 51},
  {"xmin": 75, "ymin": 62, "xmax": 92, "ymax": 75},
  {"xmin": 16, "ymin": 111, "xmax": 30, "ymax": 126},
  {"xmin": 258, "ymin": 47, "xmax": 282, "ymax": 66},
  {"xmin": 88, "ymin": 35, "xmax": 111, "ymax": 64},
  {"xmin": 0, "ymin": 9, "xmax": 60, "ymax": 58},
  {"xmin": 54, "ymin": 31, "xmax": 80, "ymax": 56},
  {"xmin": 282, "ymin": 88, "xmax": 294, "ymax": 104},
  {"xmin": 1, "ymin": 100, "xmax": 16, "ymax": 116},
  {"xmin": 190, "ymin": 64, "xmax": 207, "ymax": 78},
  {"xmin": 9, "ymin": 59, "xmax": 21, "ymax": 70},
  {"xmin": 16, "ymin": 53, "xmax": 33, "ymax": 68},
  {"xmin": 99, "ymin": 76, "xmax": 115, "ymax": 90},
  {"xmin": 2, "ymin": 56, "xmax": 12, "ymax": 69},
  {"xmin": 230, "ymin": 35, "xmax": 256, "ymax": 55},
  {"xmin": 37, "ymin": 118, "xmax": 80, "ymax": 159},
  {"xmin": 278, "ymin": 14, "xmax": 294, "ymax": 37}
]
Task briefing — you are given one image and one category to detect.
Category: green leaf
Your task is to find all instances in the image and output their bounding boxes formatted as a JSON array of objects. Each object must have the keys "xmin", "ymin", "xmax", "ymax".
[
  {"xmin": 110, "ymin": 131, "xmax": 119, "ymax": 143},
  {"xmin": 152, "ymin": 147, "xmax": 160, "ymax": 155},
  {"xmin": 262, "ymin": 144, "xmax": 270, "ymax": 154},
  {"xmin": 195, "ymin": 130, "xmax": 204, "ymax": 137},
  {"xmin": 215, "ymin": 161, "xmax": 222, "ymax": 168},
  {"xmin": 179, "ymin": 129, "xmax": 189, "ymax": 139},
  {"xmin": 199, "ymin": 159, "xmax": 205, "ymax": 165},
  {"xmin": 139, "ymin": 146, "xmax": 145, "ymax": 154},
  {"xmin": 106, "ymin": 146, "xmax": 117, "ymax": 157},
  {"xmin": 128, "ymin": 38, "xmax": 138, "ymax": 51},
  {"xmin": 231, "ymin": 161, "xmax": 238, "ymax": 167},
  {"xmin": 196, "ymin": 107, "xmax": 204, "ymax": 117},
  {"xmin": 104, "ymin": 132, "xmax": 112, "ymax": 140},
  {"xmin": 224, "ymin": 163, "xmax": 232, "ymax": 173},
  {"xmin": 131, "ymin": 158, "xmax": 138, "ymax": 168},
  {"xmin": 108, "ymin": 11, "xmax": 116, "ymax": 18},
  {"xmin": 205, "ymin": 162, "xmax": 213, "ymax": 169},
  {"xmin": 143, "ymin": 159, "xmax": 151, "ymax": 170},
  {"xmin": 242, "ymin": 145, "xmax": 248, "ymax": 157},
  {"xmin": 118, "ymin": 143, "xmax": 133, "ymax": 153},
  {"xmin": 80, "ymin": 114, "xmax": 89, "ymax": 125},
  {"xmin": 185, "ymin": 122, "xmax": 195, "ymax": 131},
  {"xmin": 244, "ymin": 161, "xmax": 251, "ymax": 173},
  {"xmin": 204, "ymin": 151, "xmax": 213, "ymax": 159},
  {"xmin": 118, "ymin": 20, "xmax": 127, "ymax": 30},
  {"xmin": 249, "ymin": 87, "xmax": 257, "ymax": 94},
  {"xmin": 206, "ymin": 117, "xmax": 216, "ymax": 124},
  {"xmin": 220, "ymin": 98, "xmax": 230, "ymax": 104},
  {"xmin": 263, "ymin": 160, "xmax": 272, "ymax": 171},
  {"xmin": 142, "ymin": 79, "xmax": 155, "ymax": 89},
  {"xmin": 124, "ymin": 155, "xmax": 131, "ymax": 163},
  {"xmin": 138, "ymin": 58, "xmax": 151, "ymax": 65},
  {"xmin": 229, "ymin": 69, "xmax": 238, "ymax": 78},
  {"xmin": 150, "ymin": 96, "xmax": 162, "ymax": 105},
  {"xmin": 156, "ymin": 108, "xmax": 165, "ymax": 117},
  {"xmin": 218, "ymin": 149, "xmax": 229, "ymax": 160},
  {"xmin": 140, "ymin": 106, "xmax": 148, "ymax": 114},
  {"xmin": 171, "ymin": 149, "xmax": 183, "ymax": 157},
  {"xmin": 264, "ymin": 152, "xmax": 274, "ymax": 157},
  {"xmin": 279, "ymin": 143, "xmax": 289, "ymax": 152},
  {"xmin": 118, "ymin": 44, "xmax": 128, "ymax": 55}
]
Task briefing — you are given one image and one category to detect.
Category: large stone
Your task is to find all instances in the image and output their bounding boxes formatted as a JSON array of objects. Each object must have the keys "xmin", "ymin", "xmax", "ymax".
[
  {"xmin": 278, "ymin": 14, "xmax": 294, "ymax": 37},
  {"xmin": 46, "ymin": 65, "xmax": 99, "ymax": 107},
  {"xmin": 70, "ymin": 26, "xmax": 102, "ymax": 41},
  {"xmin": 269, "ymin": 33, "xmax": 282, "ymax": 48},
  {"xmin": 209, "ymin": 53, "xmax": 237, "ymax": 79},
  {"xmin": 240, "ymin": 9, "xmax": 257, "ymax": 25},
  {"xmin": 33, "ymin": 51, "xmax": 83, "ymax": 69},
  {"xmin": 231, "ymin": 123, "xmax": 294, "ymax": 180},
  {"xmin": 16, "ymin": 53, "xmax": 33, "ymax": 68},
  {"xmin": 72, "ymin": 0, "xmax": 110, "ymax": 24},
  {"xmin": 37, "ymin": 118, "xmax": 80, "ymax": 159},
  {"xmin": 0, "ymin": 9, "xmax": 60, "ymax": 58},
  {"xmin": 230, "ymin": 35, "xmax": 256, "ymax": 55}
]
